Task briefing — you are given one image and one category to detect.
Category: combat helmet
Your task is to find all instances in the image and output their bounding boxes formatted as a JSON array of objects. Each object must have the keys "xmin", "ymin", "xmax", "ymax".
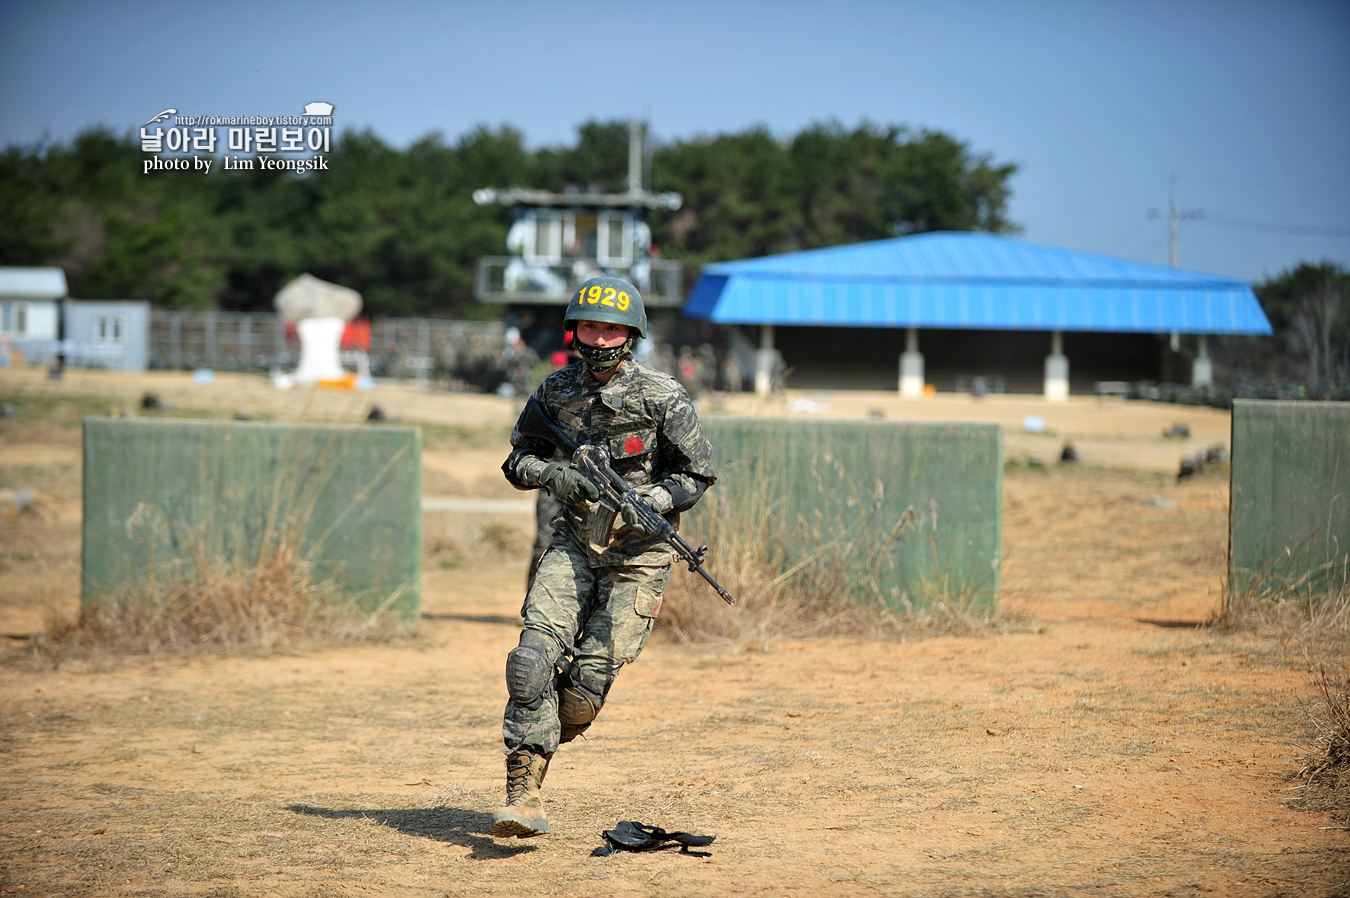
[{"xmin": 565, "ymin": 276, "xmax": 647, "ymax": 372}]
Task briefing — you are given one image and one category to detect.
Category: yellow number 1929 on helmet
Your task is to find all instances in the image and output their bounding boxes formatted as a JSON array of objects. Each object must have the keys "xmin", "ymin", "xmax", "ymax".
[
  {"xmin": 565, "ymin": 277, "xmax": 648, "ymax": 339},
  {"xmin": 565, "ymin": 276, "xmax": 648, "ymax": 372}
]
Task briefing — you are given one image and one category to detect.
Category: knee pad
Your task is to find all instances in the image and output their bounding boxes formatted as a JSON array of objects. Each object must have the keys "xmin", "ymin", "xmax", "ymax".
[
  {"xmin": 506, "ymin": 629, "xmax": 562, "ymax": 709},
  {"xmin": 558, "ymin": 683, "xmax": 603, "ymax": 728},
  {"xmin": 558, "ymin": 664, "xmax": 612, "ymax": 742}
]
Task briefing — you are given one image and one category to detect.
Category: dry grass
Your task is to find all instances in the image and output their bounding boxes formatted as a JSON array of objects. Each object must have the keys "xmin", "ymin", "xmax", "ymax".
[
  {"xmin": 1214, "ymin": 545, "xmax": 1350, "ymax": 663},
  {"xmin": 1216, "ymin": 537, "xmax": 1350, "ymax": 818},
  {"xmin": 26, "ymin": 544, "xmax": 415, "ymax": 669},
  {"xmin": 659, "ymin": 447, "xmax": 1015, "ymax": 647},
  {"xmin": 16, "ymin": 431, "xmax": 418, "ymax": 669},
  {"xmin": 1293, "ymin": 664, "xmax": 1350, "ymax": 820}
]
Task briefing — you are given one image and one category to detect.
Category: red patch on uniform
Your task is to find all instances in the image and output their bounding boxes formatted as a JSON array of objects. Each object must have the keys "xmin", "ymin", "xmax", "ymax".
[{"xmin": 624, "ymin": 435, "xmax": 645, "ymax": 455}]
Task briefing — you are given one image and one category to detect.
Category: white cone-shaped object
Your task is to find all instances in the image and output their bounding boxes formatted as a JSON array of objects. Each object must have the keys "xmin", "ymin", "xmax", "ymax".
[{"xmin": 294, "ymin": 317, "xmax": 346, "ymax": 384}]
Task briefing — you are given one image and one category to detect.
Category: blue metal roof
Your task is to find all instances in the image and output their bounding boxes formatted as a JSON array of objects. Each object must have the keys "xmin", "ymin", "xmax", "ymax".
[{"xmin": 683, "ymin": 232, "xmax": 1272, "ymax": 335}]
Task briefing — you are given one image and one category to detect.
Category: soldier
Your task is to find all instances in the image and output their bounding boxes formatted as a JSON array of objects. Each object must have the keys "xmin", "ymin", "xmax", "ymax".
[
  {"xmin": 696, "ymin": 344, "xmax": 718, "ymax": 397},
  {"xmin": 677, "ymin": 345, "xmax": 697, "ymax": 395},
  {"xmin": 721, "ymin": 350, "xmax": 744, "ymax": 393},
  {"xmin": 491, "ymin": 276, "xmax": 716, "ymax": 839}
]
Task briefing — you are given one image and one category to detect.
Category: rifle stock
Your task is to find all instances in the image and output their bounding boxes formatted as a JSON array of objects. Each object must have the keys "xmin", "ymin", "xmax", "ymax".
[{"xmin": 517, "ymin": 397, "xmax": 735, "ymax": 605}]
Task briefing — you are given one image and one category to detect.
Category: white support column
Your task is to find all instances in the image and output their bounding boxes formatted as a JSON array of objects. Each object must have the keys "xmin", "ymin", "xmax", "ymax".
[
  {"xmin": 1044, "ymin": 330, "xmax": 1069, "ymax": 401},
  {"xmin": 1192, "ymin": 333, "xmax": 1212, "ymax": 387},
  {"xmin": 294, "ymin": 317, "xmax": 347, "ymax": 384},
  {"xmin": 754, "ymin": 323, "xmax": 776, "ymax": 396},
  {"xmin": 899, "ymin": 326, "xmax": 924, "ymax": 399}
]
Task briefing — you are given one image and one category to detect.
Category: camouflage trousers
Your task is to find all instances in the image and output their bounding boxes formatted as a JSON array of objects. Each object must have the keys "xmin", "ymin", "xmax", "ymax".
[
  {"xmin": 502, "ymin": 532, "xmax": 670, "ymax": 756},
  {"xmin": 526, "ymin": 489, "xmax": 564, "ymax": 590}
]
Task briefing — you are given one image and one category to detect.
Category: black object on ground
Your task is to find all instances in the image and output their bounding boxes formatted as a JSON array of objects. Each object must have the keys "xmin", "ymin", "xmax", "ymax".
[
  {"xmin": 591, "ymin": 821, "xmax": 715, "ymax": 858},
  {"xmin": 1177, "ymin": 444, "xmax": 1228, "ymax": 480}
]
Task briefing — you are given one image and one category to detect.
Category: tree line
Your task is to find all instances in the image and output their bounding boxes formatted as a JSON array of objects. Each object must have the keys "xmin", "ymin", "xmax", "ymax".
[
  {"xmin": 0, "ymin": 119, "xmax": 1017, "ymax": 317},
  {"xmin": 2, "ymin": 118, "xmax": 1343, "ymax": 386},
  {"xmin": 1235, "ymin": 261, "xmax": 1350, "ymax": 388}
]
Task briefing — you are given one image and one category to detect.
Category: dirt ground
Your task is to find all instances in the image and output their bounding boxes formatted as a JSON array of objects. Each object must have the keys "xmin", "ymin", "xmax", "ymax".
[{"xmin": 1, "ymin": 368, "xmax": 1347, "ymax": 898}]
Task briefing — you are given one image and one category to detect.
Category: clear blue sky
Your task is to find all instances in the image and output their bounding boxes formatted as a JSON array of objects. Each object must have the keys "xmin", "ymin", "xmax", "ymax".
[{"xmin": 2, "ymin": 0, "xmax": 1347, "ymax": 284}]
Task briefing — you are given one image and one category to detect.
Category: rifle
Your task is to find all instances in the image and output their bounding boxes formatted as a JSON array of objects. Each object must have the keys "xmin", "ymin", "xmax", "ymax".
[{"xmin": 517, "ymin": 396, "xmax": 736, "ymax": 606}]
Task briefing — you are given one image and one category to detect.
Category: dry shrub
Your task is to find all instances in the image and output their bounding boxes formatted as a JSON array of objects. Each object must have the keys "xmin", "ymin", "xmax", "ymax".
[
  {"xmin": 1218, "ymin": 529, "xmax": 1350, "ymax": 816},
  {"xmin": 1294, "ymin": 664, "xmax": 1350, "ymax": 818},
  {"xmin": 1214, "ymin": 537, "xmax": 1350, "ymax": 662},
  {"xmin": 32, "ymin": 543, "xmax": 413, "ymax": 668},
  {"xmin": 424, "ymin": 534, "xmax": 465, "ymax": 569},
  {"xmin": 659, "ymin": 445, "xmax": 1008, "ymax": 648},
  {"xmin": 479, "ymin": 520, "xmax": 527, "ymax": 554},
  {"xmin": 25, "ymin": 433, "xmax": 417, "ymax": 668}
]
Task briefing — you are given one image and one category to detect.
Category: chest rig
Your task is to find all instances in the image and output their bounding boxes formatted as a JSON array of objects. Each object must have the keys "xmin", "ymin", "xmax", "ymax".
[{"xmin": 555, "ymin": 386, "xmax": 661, "ymax": 553}]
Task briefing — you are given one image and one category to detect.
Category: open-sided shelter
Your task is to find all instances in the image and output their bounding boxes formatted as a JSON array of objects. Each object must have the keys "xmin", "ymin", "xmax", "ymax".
[{"xmin": 683, "ymin": 232, "xmax": 1272, "ymax": 398}]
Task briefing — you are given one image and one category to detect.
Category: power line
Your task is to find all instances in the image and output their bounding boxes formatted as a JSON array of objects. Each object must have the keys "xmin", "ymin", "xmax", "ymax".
[
  {"xmin": 1196, "ymin": 215, "xmax": 1350, "ymax": 237},
  {"xmin": 1128, "ymin": 230, "xmax": 1169, "ymax": 263},
  {"xmin": 1096, "ymin": 216, "xmax": 1153, "ymax": 255}
]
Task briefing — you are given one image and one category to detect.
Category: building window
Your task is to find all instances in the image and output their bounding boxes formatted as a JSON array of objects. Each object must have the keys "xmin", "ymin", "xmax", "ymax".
[
  {"xmin": 597, "ymin": 214, "xmax": 631, "ymax": 265},
  {"xmin": 1, "ymin": 302, "xmax": 26, "ymax": 334},
  {"xmin": 571, "ymin": 213, "xmax": 598, "ymax": 258},
  {"xmin": 528, "ymin": 213, "xmax": 563, "ymax": 263},
  {"xmin": 94, "ymin": 314, "xmax": 128, "ymax": 345}
]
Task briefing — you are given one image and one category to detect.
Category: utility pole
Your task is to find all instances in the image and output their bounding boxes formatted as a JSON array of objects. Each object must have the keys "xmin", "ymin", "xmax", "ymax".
[
  {"xmin": 1149, "ymin": 174, "xmax": 1204, "ymax": 268},
  {"xmin": 1147, "ymin": 176, "xmax": 1211, "ymax": 386},
  {"xmin": 1169, "ymin": 176, "xmax": 1179, "ymax": 267},
  {"xmin": 627, "ymin": 116, "xmax": 642, "ymax": 193}
]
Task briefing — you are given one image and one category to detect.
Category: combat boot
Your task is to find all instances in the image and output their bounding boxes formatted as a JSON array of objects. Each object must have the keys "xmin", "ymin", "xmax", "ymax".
[{"xmin": 491, "ymin": 750, "xmax": 552, "ymax": 838}]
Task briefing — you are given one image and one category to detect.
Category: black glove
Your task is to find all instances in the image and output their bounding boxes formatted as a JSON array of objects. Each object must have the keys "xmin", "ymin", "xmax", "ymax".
[
  {"xmin": 541, "ymin": 462, "xmax": 600, "ymax": 506},
  {"xmin": 620, "ymin": 492, "xmax": 669, "ymax": 537},
  {"xmin": 593, "ymin": 820, "xmax": 715, "ymax": 857}
]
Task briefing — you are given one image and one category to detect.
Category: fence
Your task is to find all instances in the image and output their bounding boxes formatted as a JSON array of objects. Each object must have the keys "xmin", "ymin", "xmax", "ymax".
[
  {"xmin": 691, "ymin": 416, "xmax": 1004, "ymax": 612},
  {"xmin": 1229, "ymin": 399, "xmax": 1350, "ymax": 597},
  {"xmin": 149, "ymin": 311, "xmax": 287, "ymax": 371},
  {"xmin": 148, "ymin": 311, "xmax": 507, "ymax": 384},
  {"xmin": 83, "ymin": 418, "xmax": 423, "ymax": 618}
]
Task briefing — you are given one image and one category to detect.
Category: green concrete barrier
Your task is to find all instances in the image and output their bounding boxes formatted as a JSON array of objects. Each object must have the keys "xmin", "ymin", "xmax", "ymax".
[
  {"xmin": 694, "ymin": 416, "xmax": 1003, "ymax": 611},
  {"xmin": 1230, "ymin": 399, "xmax": 1350, "ymax": 596},
  {"xmin": 82, "ymin": 418, "xmax": 421, "ymax": 618}
]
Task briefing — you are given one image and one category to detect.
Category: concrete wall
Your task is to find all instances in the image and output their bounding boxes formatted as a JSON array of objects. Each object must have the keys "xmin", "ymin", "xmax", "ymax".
[
  {"xmin": 1230, "ymin": 399, "xmax": 1350, "ymax": 596},
  {"xmin": 694, "ymin": 416, "xmax": 1003, "ymax": 611},
  {"xmin": 83, "ymin": 419, "xmax": 422, "ymax": 618}
]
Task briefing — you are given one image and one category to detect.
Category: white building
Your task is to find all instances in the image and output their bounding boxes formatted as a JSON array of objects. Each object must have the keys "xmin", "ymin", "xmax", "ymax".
[
  {"xmin": 63, "ymin": 301, "xmax": 151, "ymax": 371},
  {"xmin": 0, "ymin": 267, "xmax": 65, "ymax": 366}
]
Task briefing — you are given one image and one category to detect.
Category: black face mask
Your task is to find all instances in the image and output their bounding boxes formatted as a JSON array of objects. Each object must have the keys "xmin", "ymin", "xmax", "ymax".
[{"xmin": 576, "ymin": 336, "xmax": 633, "ymax": 372}]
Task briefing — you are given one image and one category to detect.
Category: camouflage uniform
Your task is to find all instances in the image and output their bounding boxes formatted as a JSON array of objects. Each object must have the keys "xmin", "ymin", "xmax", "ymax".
[
  {"xmin": 527, "ymin": 459, "xmax": 564, "ymax": 589},
  {"xmin": 500, "ymin": 358, "xmax": 715, "ymax": 756}
]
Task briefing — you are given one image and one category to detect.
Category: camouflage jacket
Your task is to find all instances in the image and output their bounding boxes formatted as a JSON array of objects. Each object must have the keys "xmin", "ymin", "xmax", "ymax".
[{"xmin": 503, "ymin": 359, "xmax": 716, "ymax": 567}]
